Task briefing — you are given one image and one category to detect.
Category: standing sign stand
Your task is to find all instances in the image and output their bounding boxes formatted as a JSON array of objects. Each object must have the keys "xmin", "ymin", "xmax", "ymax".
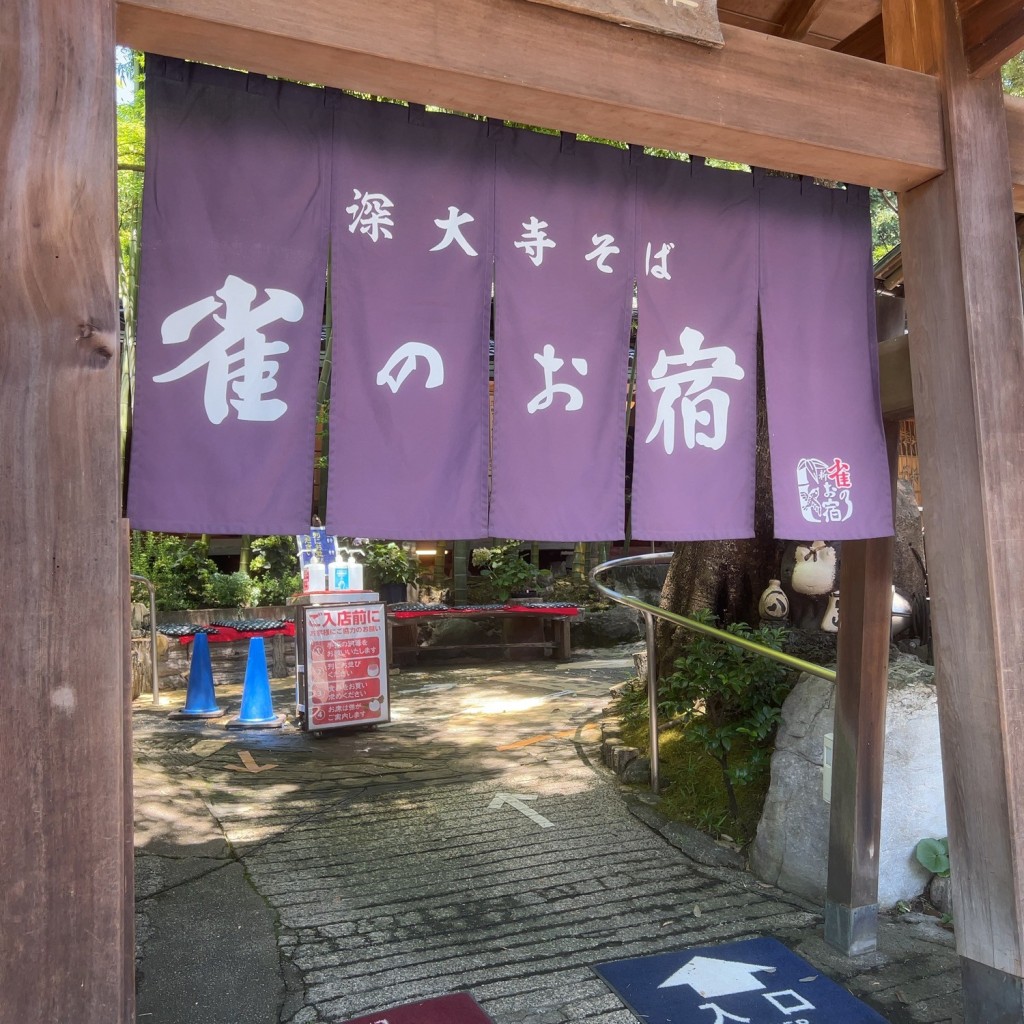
[{"xmin": 294, "ymin": 591, "xmax": 391, "ymax": 733}]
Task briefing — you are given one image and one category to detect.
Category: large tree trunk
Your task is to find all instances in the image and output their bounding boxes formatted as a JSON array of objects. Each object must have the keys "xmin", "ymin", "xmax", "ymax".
[{"xmin": 655, "ymin": 345, "xmax": 783, "ymax": 678}]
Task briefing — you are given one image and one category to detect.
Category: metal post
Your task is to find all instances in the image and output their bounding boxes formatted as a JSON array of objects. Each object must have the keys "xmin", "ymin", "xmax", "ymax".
[
  {"xmin": 590, "ymin": 553, "xmax": 837, "ymax": 799},
  {"xmin": 130, "ymin": 574, "xmax": 160, "ymax": 703},
  {"xmin": 643, "ymin": 610, "xmax": 660, "ymax": 794}
]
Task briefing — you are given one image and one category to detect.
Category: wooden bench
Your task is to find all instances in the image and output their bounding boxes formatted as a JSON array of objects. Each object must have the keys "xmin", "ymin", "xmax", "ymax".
[{"xmin": 386, "ymin": 603, "xmax": 579, "ymax": 666}]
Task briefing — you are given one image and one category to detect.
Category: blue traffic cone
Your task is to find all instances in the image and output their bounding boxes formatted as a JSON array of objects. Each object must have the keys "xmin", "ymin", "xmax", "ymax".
[
  {"xmin": 227, "ymin": 637, "xmax": 285, "ymax": 730},
  {"xmin": 169, "ymin": 632, "xmax": 224, "ymax": 719}
]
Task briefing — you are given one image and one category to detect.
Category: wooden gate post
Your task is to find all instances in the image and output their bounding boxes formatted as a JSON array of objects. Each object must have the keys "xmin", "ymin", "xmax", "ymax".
[
  {"xmin": 884, "ymin": 0, "xmax": 1024, "ymax": 1016},
  {"xmin": 825, "ymin": 423, "xmax": 899, "ymax": 955},
  {"xmin": 0, "ymin": 2, "xmax": 130, "ymax": 1021}
]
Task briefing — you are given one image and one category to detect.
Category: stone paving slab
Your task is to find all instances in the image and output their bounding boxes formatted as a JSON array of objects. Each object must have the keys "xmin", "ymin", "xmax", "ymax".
[{"xmin": 133, "ymin": 646, "xmax": 962, "ymax": 1024}]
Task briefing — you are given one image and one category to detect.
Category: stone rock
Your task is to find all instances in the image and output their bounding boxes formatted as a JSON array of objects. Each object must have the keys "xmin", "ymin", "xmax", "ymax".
[
  {"xmin": 604, "ymin": 563, "xmax": 664, "ymax": 606},
  {"xmin": 612, "ymin": 745, "xmax": 639, "ymax": 773},
  {"xmin": 929, "ymin": 873, "xmax": 953, "ymax": 915},
  {"xmin": 633, "ymin": 649, "xmax": 648, "ymax": 680},
  {"xmin": 423, "ymin": 617, "xmax": 498, "ymax": 648},
  {"xmin": 571, "ymin": 605, "xmax": 643, "ymax": 647},
  {"xmin": 621, "ymin": 756, "xmax": 651, "ymax": 785},
  {"xmin": 749, "ymin": 653, "xmax": 946, "ymax": 908},
  {"xmin": 131, "ymin": 601, "xmax": 150, "ymax": 631},
  {"xmin": 782, "ymin": 629, "xmax": 838, "ymax": 668}
]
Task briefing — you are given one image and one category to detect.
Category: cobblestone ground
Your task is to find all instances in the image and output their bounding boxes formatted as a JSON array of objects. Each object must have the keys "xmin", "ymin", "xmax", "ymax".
[{"xmin": 133, "ymin": 647, "xmax": 962, "ymax": 1024}]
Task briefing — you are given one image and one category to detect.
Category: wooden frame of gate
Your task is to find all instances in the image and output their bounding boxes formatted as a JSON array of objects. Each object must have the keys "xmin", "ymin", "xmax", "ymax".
[{"xmin": 5, "ymin": 0, "xmax": 1024, "ymax": 1019}]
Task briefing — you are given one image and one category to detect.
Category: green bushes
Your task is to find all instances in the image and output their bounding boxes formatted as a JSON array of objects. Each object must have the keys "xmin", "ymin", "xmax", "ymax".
[
  {"xmin": 660, "ymin": 611, "xmax": 794, "ymax": 819},
  {"xmin": 130, "ymin": 533, "xmax": 219, "ymax": 610},
  {"xmin": 616, "ymin": 609, "xmax": 796, "ymax": 841},
  {"xmin": 471, "ymin": 540, "xmax": 548, "ymax": 601},
  {"xmin": 248, "ymin": 535, "xmax": 301, "ymax": 604},
  {"xmin": 362, "ymin": 541, "xmax": 419, "ymax": 588},
  {"xmin": 130, "ymin": 532, "xmax": 299, "ymax": 610}
]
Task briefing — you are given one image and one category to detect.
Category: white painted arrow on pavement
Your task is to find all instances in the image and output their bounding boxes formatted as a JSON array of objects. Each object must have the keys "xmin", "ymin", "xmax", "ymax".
[
  {"xmin": 487, "ymin": 792, "xmax": 554, "ymax": 829},
  {"xmin": 658, "ymin": 955, "xmax": 776, "ymax": 997}
]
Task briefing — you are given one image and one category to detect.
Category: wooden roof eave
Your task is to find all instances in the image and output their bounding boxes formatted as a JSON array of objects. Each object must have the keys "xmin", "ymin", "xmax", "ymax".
[{"xmin": 116, "ymin": 0, "xmax": 945, "ymax": 194}]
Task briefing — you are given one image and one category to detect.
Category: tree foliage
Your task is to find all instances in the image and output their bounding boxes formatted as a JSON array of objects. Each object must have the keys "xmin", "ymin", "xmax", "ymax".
[
  {"xmin": 871, "ymin": 189, "xmax": 901, "ymax": 262},
  {"xmin": 1004, "ymin": 54, "xmax": 1024, "ymax": 97}
]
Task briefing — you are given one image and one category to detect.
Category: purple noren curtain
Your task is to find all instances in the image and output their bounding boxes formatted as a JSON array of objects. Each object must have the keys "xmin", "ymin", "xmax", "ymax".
[
  {"xmin": 489, "ymin": 131, "xmax": 636, "ymax": 542},
  {"xmin": 631, "ymin": 160, "xmax": 760, "ymax": 541},
  {"xmin": 128, "ymin": 58, "xmax": 330, "ymax": 534},
  {"xmin": 327, "ymin": 99, "xmax": 493, "ymax": 540},
  {"xmin": 759, "ymin": 177, "xmax": 893, "ymax": 540}
]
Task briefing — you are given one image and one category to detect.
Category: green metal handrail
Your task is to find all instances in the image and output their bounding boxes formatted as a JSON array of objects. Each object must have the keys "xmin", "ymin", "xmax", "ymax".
[{"xmin": 589, "ymin": 552, "xmax": 836, "ymax": 792}]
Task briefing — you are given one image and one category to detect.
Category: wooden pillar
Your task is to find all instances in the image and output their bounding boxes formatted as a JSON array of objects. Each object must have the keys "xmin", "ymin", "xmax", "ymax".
[
  {"xmin": 452, "ymin": 540, "xmax": 470, "ymax": 604},
  {"xmin": 825, "ymin": 423, "xmax": 899, "ymax": 955},
  {"xmin": 0, "ymin": 2, "xmax": 130, "ymax": 1022},
  {"xmin": 884, "ymin": 0, "xmax": 1024, "ymax": 1015}
]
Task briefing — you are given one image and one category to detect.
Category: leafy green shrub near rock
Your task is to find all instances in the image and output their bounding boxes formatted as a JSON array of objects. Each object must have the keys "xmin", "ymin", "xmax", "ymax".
[{"xmin": 659, "ymin": 611, "xmax": 795, "ymax": 820}]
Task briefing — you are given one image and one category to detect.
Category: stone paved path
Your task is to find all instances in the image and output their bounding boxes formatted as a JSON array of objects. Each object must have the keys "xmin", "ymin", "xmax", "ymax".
[{"xmin": 133, "ymin": 646, "xmax": 962, "ymax": 1024}]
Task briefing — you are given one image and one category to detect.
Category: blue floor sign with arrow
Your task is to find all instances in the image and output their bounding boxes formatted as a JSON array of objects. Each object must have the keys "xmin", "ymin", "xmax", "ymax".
[{"xmin": 594, "ymin": 937, "xmax": 887, "ymax": 1024}]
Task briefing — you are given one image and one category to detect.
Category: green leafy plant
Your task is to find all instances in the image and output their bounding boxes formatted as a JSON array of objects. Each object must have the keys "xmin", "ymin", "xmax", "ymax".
[
  {"xmin": 248, "ymin": 535, "xmax": 301, "ymax": 605},
  {"xmin": 130, "ymin": 532, "xmax": 218, "ymax": 611},
  {"xmin": 363, "ymin": 541, "xmax": 419, "ymax": 586},
  {"xmin": 915, "ymin": 837, "xmax": 950, "ymax": 877},
  {"xmin": 660, "ymin": 610, "xmax": 794, "ymax": 820},
  {"xmin": 203, "ymin": 571, "xmax": 255, "ymax": 609},
  {"xmin": 471, "ymin": 540, "xmax": 545, "ymax": 601}
]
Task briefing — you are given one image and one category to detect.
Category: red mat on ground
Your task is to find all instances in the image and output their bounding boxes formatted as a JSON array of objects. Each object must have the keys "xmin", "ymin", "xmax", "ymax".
[{"xmin": 335, "ymin": 993, "xmax": 494, "ymax": 1024}]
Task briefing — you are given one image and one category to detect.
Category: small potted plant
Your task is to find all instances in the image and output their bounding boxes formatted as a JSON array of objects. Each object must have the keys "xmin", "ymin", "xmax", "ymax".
[{"xmin": 363, "ymin": 541, "xmax": 419, "ymax": 604}]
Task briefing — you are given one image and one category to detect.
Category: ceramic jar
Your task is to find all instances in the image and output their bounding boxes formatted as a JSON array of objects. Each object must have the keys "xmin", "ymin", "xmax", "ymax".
[
  {"xmin": 758, "ymin": 579, "xmax": 789, "ymax": 621},
  {"xmin": 821, "ymin": 591, "xmax": 840, "ymax": 632}
]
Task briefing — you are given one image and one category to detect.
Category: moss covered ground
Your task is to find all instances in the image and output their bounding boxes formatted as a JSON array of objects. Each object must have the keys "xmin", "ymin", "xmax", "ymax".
[{"xmin": 616, "ymin": 690, "xmax": 772, "ymax": 848}]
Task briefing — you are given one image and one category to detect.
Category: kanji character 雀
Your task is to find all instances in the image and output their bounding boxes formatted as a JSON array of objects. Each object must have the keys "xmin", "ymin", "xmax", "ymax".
[{"xmin": 154, "ymin": 274, "xmax": 302, "ymax": 425}]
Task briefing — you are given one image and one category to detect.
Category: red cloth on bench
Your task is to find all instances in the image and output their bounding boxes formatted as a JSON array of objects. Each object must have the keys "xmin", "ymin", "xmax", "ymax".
[
  {"xmin": 178, "ymin": 622, "xmax": 296, "ymax": 645},
  {"xmin": 390, "ymin": 605, "xmax": 578, "ymax": 620}
]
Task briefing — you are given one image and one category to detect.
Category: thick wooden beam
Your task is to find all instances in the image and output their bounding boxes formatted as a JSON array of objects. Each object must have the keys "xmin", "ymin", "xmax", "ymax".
[
  {"xmin": 115, "ymin": 0, "xmax": 945, "ymax": 192},
  {"xmin": 0, "ymin": 1, "xmax": 130, "ymax": 1021},
  {"xmin": 958, "ymin": 0, "xmax": 1024, "ymax": 78},
  {"xmin": 775, "ymin": 0, "xmax": 830, "ymax": 41},
  {"xmin": 885, "ymin": 0, "xmax": 1024, "ymax": 1014},
  {"xmin": 835, "ymin": 13, "xmax": 886, "ymax": 60},
  {"xmin": 825, "ymin": 419, "xmax": 897, "ymax": 955}
]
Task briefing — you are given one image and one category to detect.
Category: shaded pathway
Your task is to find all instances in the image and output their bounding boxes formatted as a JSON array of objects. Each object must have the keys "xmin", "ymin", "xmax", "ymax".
[{"xmin": 133, "ymin": 646, "xmax": 961, "ymax": 1023}]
